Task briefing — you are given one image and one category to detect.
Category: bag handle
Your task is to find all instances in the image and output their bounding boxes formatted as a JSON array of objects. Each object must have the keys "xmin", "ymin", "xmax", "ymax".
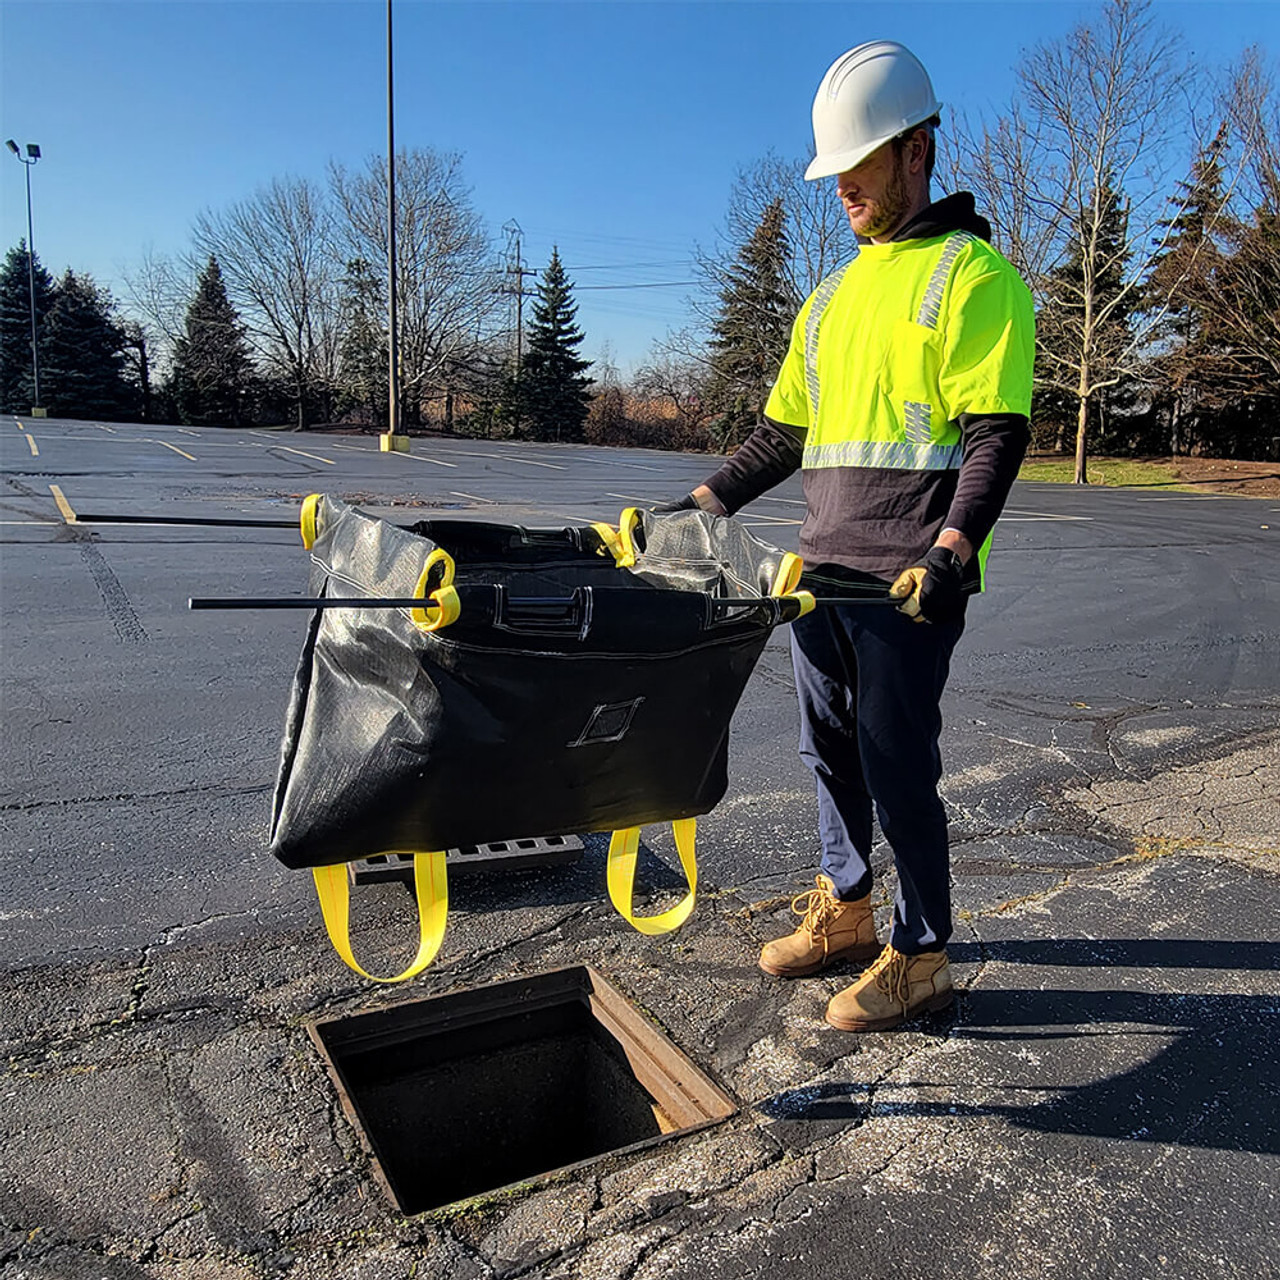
[
  {"xmin": 311, "ymin": 850, "xmax": 448, "ymax": 983},
  {"xmin": 606, "ymin": 818, "xmax": 698, "ymax": 935}
]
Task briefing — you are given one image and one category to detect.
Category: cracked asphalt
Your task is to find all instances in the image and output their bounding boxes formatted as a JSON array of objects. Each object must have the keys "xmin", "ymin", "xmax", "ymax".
[{"xmin": 2, "ymin": 417, "xmax": 1278, "ymax": 1279}]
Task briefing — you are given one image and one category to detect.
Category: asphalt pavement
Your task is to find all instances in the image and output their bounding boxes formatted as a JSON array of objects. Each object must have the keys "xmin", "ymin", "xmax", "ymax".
[{"xmin": 1, "ymin": 416, "xmax": 1277, "ymax": 1279}]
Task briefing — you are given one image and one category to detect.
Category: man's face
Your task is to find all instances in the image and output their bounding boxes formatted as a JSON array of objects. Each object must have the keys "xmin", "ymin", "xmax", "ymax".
[{"xmin": 835, "ymin": 139, "xmax": 914, "ymax": 241}]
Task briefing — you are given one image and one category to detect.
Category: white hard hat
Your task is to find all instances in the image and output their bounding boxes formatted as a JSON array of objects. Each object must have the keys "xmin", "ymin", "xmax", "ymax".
[{"xmin": 805, "ymin": 41, "xmax": 941, "ymax": 181}]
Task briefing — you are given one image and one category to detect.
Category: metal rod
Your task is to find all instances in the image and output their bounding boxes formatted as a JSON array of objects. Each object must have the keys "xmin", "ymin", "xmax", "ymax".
[
  {"xmin": 191, "ymin": 596, "xmax": 430, "ymax": 610},
  {"xmin": 189, "ymin": 593, "xmax": 898, "ymax": 612},
  {"xmin": 79, "ymin": 513, "xmax": 300, "ymax": 529}
]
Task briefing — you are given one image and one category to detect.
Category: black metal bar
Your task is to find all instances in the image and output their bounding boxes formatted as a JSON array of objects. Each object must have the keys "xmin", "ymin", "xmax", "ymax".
[
  {"xmin": 79, "ymin": 513, "xmax": 300, "ymax": 529},
  {"xmin": 189, "ymin": 592, "xmax": 900, "ymax": 612},
  {"xmin": 190, "ymin": 596, "xmax": 428, "ymax": 610}
]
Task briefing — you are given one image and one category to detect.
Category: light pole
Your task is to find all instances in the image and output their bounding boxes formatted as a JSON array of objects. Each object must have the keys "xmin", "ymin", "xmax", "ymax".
[
  {"xmin": 5, "ymin": 140, "xmax": 43, "ymax": 414},
  {"xmin": 384, "ymin": 0, "xmax": 403, "ymax": 445}
]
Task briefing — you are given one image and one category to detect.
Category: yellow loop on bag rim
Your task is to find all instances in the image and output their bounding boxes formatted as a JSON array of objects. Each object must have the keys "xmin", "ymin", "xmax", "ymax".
[
  {"xmin": 299, "ymin": 493, "xmax": 323, "ymax": 550},
  {"xmin": 411, "ymin": 548, "xmax": 461, "ymax": 633},
  {"xmin": 770, "ymin": 552, "xmax": 804, "ymax": 598},
  {"xmin": 616, "ymin": 507, "xmax": 642, "ymax": 568},
  {"xmin": 591, "ymin": 522, "xmax": 626, "ymax": 563}
]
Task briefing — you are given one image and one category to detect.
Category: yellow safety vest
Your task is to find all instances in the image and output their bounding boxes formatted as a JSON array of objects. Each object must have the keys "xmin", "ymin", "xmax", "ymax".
[{"xmin": 764, "ymin": 230, "xmax": 1035, "ymax": 579}]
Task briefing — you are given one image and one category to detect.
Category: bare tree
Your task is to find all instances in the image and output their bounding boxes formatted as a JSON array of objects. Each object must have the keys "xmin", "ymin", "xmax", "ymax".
[
  {"xmin": 194, "ymin": 176, "xmax": 340, "ymax": 429},
  {"xmin": 632, "ymin": 347, "xmax": 711, "ymax": 447},
  {"xmin": 331, "ymin": 148, "xmax": 502, "ymax": 426},
  {"xmin": 119, "ymin": 247, "xmax": 193, "ymax": 382},
  {"xmin": 954, "ymin": 0, "xmax": 1216, "ymax": 481}
]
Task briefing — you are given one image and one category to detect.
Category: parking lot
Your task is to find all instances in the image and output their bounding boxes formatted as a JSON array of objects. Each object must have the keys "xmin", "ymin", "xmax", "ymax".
[{"xmin": 2, "ymin": 416, "xmax": 1278, "ymax": 1279}]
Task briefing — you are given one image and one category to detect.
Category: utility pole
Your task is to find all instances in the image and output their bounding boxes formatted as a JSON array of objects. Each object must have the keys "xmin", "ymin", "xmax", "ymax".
[
  {"xmin": 385, "ymin": 0, "xmax": 401, "ymax": 441},
  {"xmin": 5, "ymin": 140, "xmax": 43, "ymax": 415},
  {"xmin": 501, "ymin": 221, "xmax": 536, "ymax": 436},
  {"xmin": 501, "ymin": 221, "xmax": 536, "ymax": 368}
]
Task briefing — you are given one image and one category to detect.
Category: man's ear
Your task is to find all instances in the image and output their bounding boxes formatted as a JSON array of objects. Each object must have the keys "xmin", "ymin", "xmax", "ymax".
[{"xmin": 908, "ymin": 127, "xmax": 931, "ymax": 175}]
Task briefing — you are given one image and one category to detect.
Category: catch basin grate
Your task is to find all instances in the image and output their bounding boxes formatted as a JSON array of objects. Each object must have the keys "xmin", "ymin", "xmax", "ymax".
[
  {"xmin": 309, "ymin": 965, "xmax": 737, "ymax": 1214},
  {"xmin": 349, "ymin": 834, "xmax": 584, "ymax": 885}
]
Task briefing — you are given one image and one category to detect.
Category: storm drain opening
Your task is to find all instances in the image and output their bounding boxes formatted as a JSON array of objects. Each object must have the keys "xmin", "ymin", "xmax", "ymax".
[{"xmin": 309, "ymin": 965, "xmax": 737, "ymax": 1214}]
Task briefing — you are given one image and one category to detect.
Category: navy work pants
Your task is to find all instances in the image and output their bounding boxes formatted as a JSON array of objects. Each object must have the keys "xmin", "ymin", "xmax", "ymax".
[{"xmin": 789, "ymin": 601, "xmax": 964, "ymax": 955}]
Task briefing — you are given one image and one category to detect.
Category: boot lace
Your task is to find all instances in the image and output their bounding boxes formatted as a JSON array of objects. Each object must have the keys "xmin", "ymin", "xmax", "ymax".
[
  {"xmin": 866, "ymin": 944, "xmax": 911, "ymax": 1008},
  {"xmin": 790, "ymin": 878, "xmax": 842, "ymax": 956}
]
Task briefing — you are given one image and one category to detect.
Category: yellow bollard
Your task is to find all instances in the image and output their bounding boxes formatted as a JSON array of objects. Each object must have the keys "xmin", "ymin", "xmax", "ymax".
[{"xmin": 380, "ymin": 433, "xmax": 410, "ymax": 453}]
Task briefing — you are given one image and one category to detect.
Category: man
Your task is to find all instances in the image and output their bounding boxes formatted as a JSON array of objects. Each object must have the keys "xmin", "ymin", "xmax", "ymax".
[{"xmin": 664, "ymin": 41, "xmax": 1035, "ymax": 1031}]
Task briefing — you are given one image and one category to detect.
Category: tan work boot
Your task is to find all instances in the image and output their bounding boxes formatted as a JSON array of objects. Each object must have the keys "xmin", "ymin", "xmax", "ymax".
[
  {"xmin": 825, "ymin": 943, "xmax": 953, "ymax": 1030},
  {"xmin": 758, "ymin": 875, "xmax": 881, "ymax": 978}
]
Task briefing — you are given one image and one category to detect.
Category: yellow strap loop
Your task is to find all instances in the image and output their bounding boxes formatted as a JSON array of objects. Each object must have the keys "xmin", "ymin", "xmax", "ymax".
[
  {"xmin": 410, "ymin": 548, "xmax": 461, "ymax": 633},
  {"xmin": 311, "ymin": 850, "xmax": 448, "ymax": 983},
  {"xmin": 300, "ymin": 493, "xmax": 323, "ymax": 549},
  {"xmin": 770, "ymin": 552, "xmax": 804, "ymax": 598},
  {"xmin": 790, "ymin": 589, "xmax": 817, "ymax": 617},
  {"xmin": 591, "ymin": 522, "xmax": 626, "ymax": 564},
  {"xmin": 606, "ymin": 818, "xmax": 698, "ymax": 936},
  {"xmin": 616, "ymin": 507, "xmax": 642, "ymax": 568}
]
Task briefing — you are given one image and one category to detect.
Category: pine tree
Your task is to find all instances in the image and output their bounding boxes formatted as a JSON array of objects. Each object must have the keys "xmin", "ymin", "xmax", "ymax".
[
  {"xmin": 704, "ymin": 198, "xmax": 798, "ymax": 450},
  {"xmin": 335, "ymin": 258, "xmax": 387, "ymax": 425},
  {"xmin": 520, "ymin": 248, "xmax": 592, "ymax": 442},
  {"xmin": 0, "ymin": 240, "xmax": 56, "ymax": 413},
  {"xmin": 1144, "ymin": 126, "xmax": 1228, "ymax": 453},
  {"xmin": 171, "ymin": 256, "xmax": 254, "ymax": 426},
  {"xmin": 41, "ymin": 270, "xmax": 135, "ymax": 420}
]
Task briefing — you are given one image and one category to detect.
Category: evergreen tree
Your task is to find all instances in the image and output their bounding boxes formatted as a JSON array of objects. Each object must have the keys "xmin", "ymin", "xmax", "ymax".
[
  {"xmin": 335, "ymin": 258, "xmax": 387, "ymax": 425},
  {"xmin": 704, "ymin": 198, "xmax": 797, "ymax": 449},
  {"xmin": 1144, "ymin": 126, "xmax": 1228, "ymax": 453},
  {"xmin": 520, "ymin": 248, "xmax": 592, "ymax": 442},
  {"xmin": 0, "ymin": 240, "xmax": 56, "ymax": 413},
  {"xmin": 170, "ymin": 256, "xmax": 254, "ymax": 426},
  {"xmin": 41, "ymin": 270, "xmax": 135, "ymax": 420}
]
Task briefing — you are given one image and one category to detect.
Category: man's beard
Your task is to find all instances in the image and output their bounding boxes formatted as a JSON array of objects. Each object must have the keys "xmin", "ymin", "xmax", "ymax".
[{"xmin": 861, "ymin": 155, "xmax": 913, "ymax": 239}]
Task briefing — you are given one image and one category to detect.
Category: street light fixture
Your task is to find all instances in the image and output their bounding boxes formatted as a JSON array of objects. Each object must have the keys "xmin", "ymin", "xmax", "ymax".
[{"xmin": 5, "ymin": 138, "xmax": 43, "ymax": 414}]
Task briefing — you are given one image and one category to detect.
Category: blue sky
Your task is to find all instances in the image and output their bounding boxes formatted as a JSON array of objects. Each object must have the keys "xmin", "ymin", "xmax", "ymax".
[{"xmin": 2, "ymin": 0, "xmax": 1277, "ymax": 372}]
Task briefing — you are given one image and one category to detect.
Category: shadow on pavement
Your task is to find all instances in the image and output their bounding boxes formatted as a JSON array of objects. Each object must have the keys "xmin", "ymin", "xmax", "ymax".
[{"xmin": 760, "ymin": 937, "xmax": 1280, "ymax": 1155}]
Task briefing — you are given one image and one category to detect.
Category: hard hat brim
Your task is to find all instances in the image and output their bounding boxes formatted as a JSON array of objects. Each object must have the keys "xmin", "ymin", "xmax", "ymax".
[
  {"xmin": 804, "ymin": 137, "xmax": 890, "ymax": 181},
  {"xmin": 804, "ymin": 105, "xmax": 942, "ymax": 182}
]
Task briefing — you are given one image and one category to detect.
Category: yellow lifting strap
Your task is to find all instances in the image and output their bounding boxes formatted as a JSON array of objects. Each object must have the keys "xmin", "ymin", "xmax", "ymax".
[
  {"xmin": 299, "ymin": 493, "xmax": 323, "ymax": 550},
  {"xmin": 312, "ymin": 850, "xmax": 449, "ymax": 983},
  {"xmin": 411, "ymin": 547, "xmax": 461, "ymax": 633},
  {"xmin": 606, "ymin": 818, "xmax": 698, "ymax": 936},
  {"xmin": 592, "ymin": 507, "xmax": 642, "ymax": 568}
]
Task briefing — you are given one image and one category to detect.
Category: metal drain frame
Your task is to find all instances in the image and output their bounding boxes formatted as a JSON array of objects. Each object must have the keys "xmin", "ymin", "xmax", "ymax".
[
  {"xmin": 308, "ymin": 964, "xmax": 738, "ymax": 1213},
  {"xmin": 349, "ymin": 834, "xmax": 585, "ymax": 885}
]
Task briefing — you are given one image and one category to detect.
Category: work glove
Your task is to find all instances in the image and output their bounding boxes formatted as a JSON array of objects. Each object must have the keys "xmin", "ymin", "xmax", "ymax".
[
  {"xmin": 890, "ymin": 546, "xmax": 967, "ymax": 624},
  {"xmin": 649, "ymin": 493, "xmax": 700, "ymax": 514}
]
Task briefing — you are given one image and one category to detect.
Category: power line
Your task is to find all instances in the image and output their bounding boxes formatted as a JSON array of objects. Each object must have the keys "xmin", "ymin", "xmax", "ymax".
[{"xmin": 575, "ymin": 280, "xmax": 699, "ymax": 291}]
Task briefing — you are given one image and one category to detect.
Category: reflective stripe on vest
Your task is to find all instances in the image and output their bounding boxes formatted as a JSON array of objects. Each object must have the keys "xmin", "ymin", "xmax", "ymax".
[
  {"xmin": 802, "ymin": 438, "xmax": 965, "ymax": 471},
  {"xmin": 803, "ymin": 262, "xmax": 852, "ymax": 421},
  {"xmin": 803, "ymin": 230, "xmax": 977, "ymax": 471},
  {"xmin": 916, "ymin": 231, "xmax": 975, "ymax": 329}
]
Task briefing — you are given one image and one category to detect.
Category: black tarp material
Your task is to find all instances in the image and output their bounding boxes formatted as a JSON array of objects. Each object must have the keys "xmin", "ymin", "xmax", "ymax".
[{"xmin": 267, "ymin": 495, "xmax": 813, "ymax": 979}]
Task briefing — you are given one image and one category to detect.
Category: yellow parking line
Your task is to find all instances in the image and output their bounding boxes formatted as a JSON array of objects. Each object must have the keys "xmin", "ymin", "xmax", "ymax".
[
  {"xmin": 274, "ymin": 444, "xmax": 335, "ymax": 465},
  {"xmin": 155, "ymin": 439, "xmax": 197, "ymax": 461},
  {"xmin": 27, "ymin": 435, "xmax": 38, "ymax": 457},
  {"xmin": 49, "ymin": 484, "xmax": 78, "ymax": 524}
]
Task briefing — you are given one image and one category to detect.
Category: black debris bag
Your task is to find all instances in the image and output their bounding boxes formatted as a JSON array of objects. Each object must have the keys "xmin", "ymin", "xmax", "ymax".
[{"xmin": 268, "ymin": 495, "xmax": 814, "ymax": 980}]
